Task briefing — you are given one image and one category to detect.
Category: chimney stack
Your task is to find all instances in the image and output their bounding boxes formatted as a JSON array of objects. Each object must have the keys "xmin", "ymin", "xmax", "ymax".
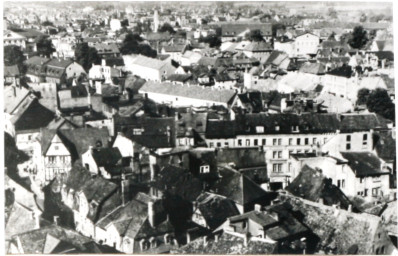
[
  {"xmin": 53, "ymin": 215, "xmax": 59, "ymax": 226},
  {"xmin": 148, "ymin": 201, "xmax": 155, "ymax": 228},
  {"xmin": 347, "ymin": 204, "xmax": 352, "ymax": 212},
  {"xmin": 254, "ymin": 204, "xmax": 261, "ymax": 212}
]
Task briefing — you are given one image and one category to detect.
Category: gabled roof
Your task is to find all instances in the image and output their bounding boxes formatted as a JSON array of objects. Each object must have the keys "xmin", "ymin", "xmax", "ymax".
[
  {"xmin": 326, "ymin": 65, "xmax": 353, "ymax": 78},
  {"xmin": 56, "ymin": 128, "xmax": 110, "ymax": 159},
  {"xmin": 13, "ymin": 99, "xmax": 55, "ymax": 132},
  {"xmin": 4, "ymin": 86, "xmax": 32, "ymax": 114},
  {"xmin": 299, "ymin": 62, "xmax": 325, "ymax": 75},
  {"xmin": 139, "ymin": 81, "xmax": 237, "ymax": 104},
  {"xmin": 196, "ymin": 192, "xmax": 240, "ymax": 230},
  {"xmin": 152, "ymin": 165, "xmax": 204, "ymax": 202},
  {"xmin": 91, "ymin": 148, "xmax": 123, "ymax": 167},
  {"xmin": 286, "ymin": 165, "xmax": 355, "ymax": 210},
  {"xmin": 211, "ymin": 168, "xmax": 270, "ymax": 206},
  {"xmin": 339, "ymin": 113, "xmax": 389, "ymax": 132},
  {"xmin": 11, "ymin": 225, "xmax": 93, "ymax": 254},
  {"xmin": 131, "ymin": 55, "xmax": 169, "ymax": 70},
  {"xmin": 373, "ymin": 130, "xmax": 396, "ymax": 162},
  {"xmin": 4, "ymin": 65, "xmax": 20, "ymax": 77},
  {"xmin": 242, "ymin": 41, "xmax": 273, "ymax": 52},
  {"xmin": 93, "ymin": 43, "xmax": 120, "ymax": 54},
  {"xmin": 340, "ymin": 152, "xmax": 389, "ymax": 177}
]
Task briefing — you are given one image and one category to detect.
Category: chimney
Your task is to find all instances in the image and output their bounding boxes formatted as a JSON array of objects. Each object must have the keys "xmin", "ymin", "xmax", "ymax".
[
  {"xmin": 203, "ymin": 236, "xmax": 208, "ymax": 246},
  {"xmin": 254, "ymin": 204, "xmax": 261, "ymax": 212},
  {"xmin": 53, "ymin": 215, "xmax": 59, "ymax": 226},
  {"xmin": 243, "ymin": 232, "xmax": 249, "ymax": 247},
  {"xmin": 32, "ymin": 211, "xmax": 40, "ymax": 229},
  {"xmin": 186, "ymin": 231, "xmax": 191, "ymax": 244},
  {"xmin": 318, "ymin": 198, "xmax": 324, "ymax": 205},
  {"xmin": 148, "ymin": 201, "xmax": 155, "ymax": 228},
  {"xmin": 214, "ymin": 234, "xmax": 219, "ymax": 242},
  {"xmin": 347, "ymin": 204, "xmax": 352, "ymax": 212}
]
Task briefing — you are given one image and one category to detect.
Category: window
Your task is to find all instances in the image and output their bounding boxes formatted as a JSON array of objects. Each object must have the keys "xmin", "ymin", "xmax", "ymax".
[
  {"xmin": 342, "ymin": 179, "xmax": 345, "ymax": 188},
  {"xmin": 360, "ymin": 178, "xmax": 364, "ymax": 183},
  {"xmin": 289, "ymin": 138, "xmax": 293, "ymax": 145},
  {"xmin": 48, "ymin": 156, "xmax": 56, "ymax": 163},
  {"xmin": 209, "ymin": 142, "xmax": 214, "ymax": 147},
  {"xmin": 54, "ymin": 146, "xmax": 59, "ymax": 150},
  {"xmin": 273, "ymin": 138, "xmax": 277, "ymax": 145},
  {"xmin": 273, "ymin": 151, "xmax": 278, "ymax": 159},
  {"xmin": 297, "ymin": 138, "xmax": 301, "ymax": 145},
  {"xmin": 346, "ymin": 135, "xmax": 351, "ymax": 142},
  {"xmin": 133, "ymin": 128, "xmax": 143, "ymax": 135},
  {"xmin": 313, "ymin": 138, "xmax": 317, "ymax": 145},
  {"xmin": 238, "ymin": 139, "xmax": 242, "ymax": 146},
  {"xmin": 217, "ymin": 142, "xmax": 221, "ymax": 147},
  {"xmin": 278, "ymin": 151, "xmax": 282, "ymax": 158},
  {"xmin": 262, "ymin": 139, "xmax": 266, "ymax": 145},
  {"xmin": 278, "ymin": 138, "xmax": 282, "ymax": 145},
  {"xmin": 363, "ymin": 134, "xmax": 368, "ymax": 145},
  {"xmin": 289, "ymin": 150, "xmax": 294, "ymax": 156},
  {"xmin": 346, "ymin": 143, "xmax": 351, "ymax": 150},
  {"xmin": 372, "ymin": 188, "xmax": 379, "ymax": 197},
  {"xmin": 305, "ymin": 138, "xmax": 309, "ymax": 145},
  {"xmin": 256, "ymin": 126, "xmax": 264, "ymax": 133},
  {"xmin": 254, "ymin": 139, "xmax": 258, "ymax": 146},
  {"xmin": 292, "ymin": 126, "xmax": 299, "ymax": 132},
  {"xmin": 225, "ymin": 142, "xmax": 229, "ymax": 147},
  {"xmin": 28, "ymin": 135, "xmax": 32, "ymax": 140},
  {"xmin": 337, "ymin": 180, "xmax": 341, "ymax": 188},
  {"xmin": 273, "ymin": 164, "xmax": 282, "ymax": 173}
]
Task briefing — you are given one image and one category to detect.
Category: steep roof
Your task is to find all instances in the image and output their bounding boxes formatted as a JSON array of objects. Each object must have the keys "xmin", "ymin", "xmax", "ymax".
[
  {"xmin": 139, "ymin": 81, "xmax": 237, "ymax": 104},
  {"xmin": 216, "ymin": 147, "xmax": 266, "ymax": 169},
  {"xmin": 299, "ymin": 62, "xmax": 325, "ymax": 75},
  {"xmin": 4, "ymin": 85, "xmax": 32, "ymax": 114},
  {"xmin": 131, "ymin": 55, "xmax": 169, "ymax": 70},
  {"xmin": 91, "ymin": 148, "xmax": 123, "ymax": 167},
  {"xmin": 326, "ymin": 65, "xmax": 353, "ymax": 78},
  {"xmin": 11, "ymin": 225, "xmax": 93, "ymax": 254},
  {"xmin": 286, "ymin": 165, "xmax": 355, "ymax": 210},
  {"xmin": 373, "ymin": 130, "xmax": 396, "ymax": 162},
  {"xmin": 13, "ymin": 99, "xmax": 55, "ymax": 132},
  {"xmin": 57, "ymin": 128, "xmax": 110, "ymax": 159},
  {"xmin": 340, "ymin": 152, "xmax": 389, "ymax": 177},
  {"xmin": 196, "ymin": 192, "xmax": 240, "ymax": 230},
  {"xmin": 339, "ymin": 113, "xmax": 389, "ymax": 132},
  {"xmin": 211, "ymin": 168, "xmax": 270, "ymax": 206},
  {"xmin": 4, "ymin": 65, "xmax": 20, "ymax": 77}
]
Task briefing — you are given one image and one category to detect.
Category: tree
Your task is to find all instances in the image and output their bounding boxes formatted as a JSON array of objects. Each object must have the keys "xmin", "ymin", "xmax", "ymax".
[
  {"xmin": 4, "ymin": 45, "xmax": 25, "ymax": 71},
  {"xmin": 247, "ymin": 29, "xmax": 265, "ymax": 42},
  {"xmin": 158, "ymin": 23, "xmax": 175, "ymax": 34},
  {"xmin": 366, "ymin": 88, "xmax": 395, "ymax": 121},
  {"xmin": 42, "ymin": 20, "xmax": 54, "ymax": 27},
  {"xmin": 74, "ymin": 43, "xmax": 101, "ymax": 71},
  {"xmin": 120, "ymin": 32, "xmax": 157, "ymax": 58},
  {"xmin": 348, "ymin": 26, "xmax": 369, "ymax": 49},
  {"xmin": 356, "ymin": 88, "xmax": 370, "ymax": 105},
  {"xmin": 199, "ymin": 35, "xmax": 221, "ymax": 48},
  {"xmin": 35, "ymin": 36, "xmax": 56, "ymax": 57}
]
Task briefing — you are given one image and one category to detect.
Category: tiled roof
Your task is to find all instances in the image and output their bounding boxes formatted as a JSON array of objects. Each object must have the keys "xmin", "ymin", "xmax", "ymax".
[
  {"xmin": 286, "ymin": 165, "xmax": 355, "ymax": 210},
  {"xmin": 4, "ymin": 65, "xmax": 20, "ymax": 77},
  {"xmin": 340, "ymin": 152, "xmax": 389, "ymax": 177},
  {"xmin": 195, "ymin": 192, "xmax": 240, "ymax": 230},
  {"xmin": 139, "ymin": 81, "xmax": 237, "ymax": 104},
  {"xmin": 211, "ymin": 168, "xmax": 270, "ymax": 206},
  {"xmin": 131, "ymin": 55, "xmax": 169, "ymax": 70},
  {"xmin": 91, "ymin": 148, "xmax": 123, "ymax": 167},
  {"xmin": 242, "ymin": 41, "xmax": 273, "ymax": 52},
  {"xmin": 299, "ymin": 62, "xmax": 325, "ymax": 75},
  {"xmin": 216, "ymin": 147, "xmax": 266, "ymax": 169}
]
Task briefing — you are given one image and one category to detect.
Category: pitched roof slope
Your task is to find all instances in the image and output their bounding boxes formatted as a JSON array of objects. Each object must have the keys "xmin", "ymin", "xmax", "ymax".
[{"xmin": 139, "ymin": 81, "xmax": 237, "ymax": 104}]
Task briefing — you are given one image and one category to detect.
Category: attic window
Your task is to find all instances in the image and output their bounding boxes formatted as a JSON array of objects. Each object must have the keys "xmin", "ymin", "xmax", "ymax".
[
  {"xmin": 275, "ymin": 125, "xmax": 280, "ymax": 131},
  {"xmin": 291, "ymin": 126, "xmax": 299, "ymax": 132},
  {"xmin": 200, "ymin": 165, "xmax": 210, "ymax": 174},
  {"xmin": 256, "ymin": 126, "xmax": 264, "ymax": 133}
]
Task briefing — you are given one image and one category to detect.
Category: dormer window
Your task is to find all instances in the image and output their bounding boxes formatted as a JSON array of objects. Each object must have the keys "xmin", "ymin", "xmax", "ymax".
[
  {"xmin": 149, "ymin": 237, "xmax": 157, "ymax": 248},
  {"xmin": 275, "ymin": 125, "xmax": 280, "ymax": 131},
  {"xmin": 140, "ymin": 239, "xmax": 149, "ymax": 251},
  {"xmin": 200, "ymin": 165, "xmax": 210, "ymax": 173},
  {"xmin": 292, "ymin": 126, "xmax": 299, "ymax": 132},
  {"xmin": 256, "ymin": 126, "xmax": 264, "ymax": 133},
  {"xmin": 164, "ymin": 234, "xmax": 172, "ymax": 244}
]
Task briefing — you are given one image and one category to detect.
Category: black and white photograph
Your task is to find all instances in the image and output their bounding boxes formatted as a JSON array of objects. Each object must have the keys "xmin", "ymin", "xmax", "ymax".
[{"xmin": 3, "ymin": 1, "xmax": 397, "ymax": 254}]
